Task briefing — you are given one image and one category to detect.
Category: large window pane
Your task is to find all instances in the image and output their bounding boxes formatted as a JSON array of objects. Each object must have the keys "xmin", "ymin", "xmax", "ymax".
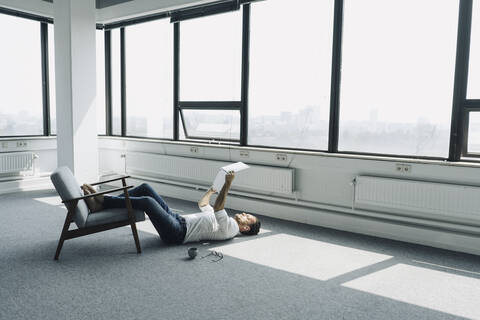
[
  {"xmin": 181, "ymin": 110, "xmax": 240, "ymax": 141},
  {"xmin": 126, "ymin": 20, "xmax": 173, "ymax": 138},
  {"xmin": 96, "ymin": 30, "xmax": 106, "ymax": 135},
  {"xmin": 338, "ymin": 0, "xmax": 458, "ymax": 157},
  {"xmin": 180, "ymin": 11, "xmax": 242, "ymax": 101},
  {"xmin": 48, "ymin": 24, "xmax": 56, "ymax": 135},
  {"xmin": 248, "ymin": 0, "xmax": 334, "ymax": 150},
  {"xmin": 0, "ymin": 15, "xmax": 43, "ymax": 136},
  {"xmin": 111, "ymin": 29, "xmax": 122, "ymax": 135},
  {"xmin": 468, "ymin": 113, "xmax": 480, "ymax": 153},
  {"xmin": 468, "ymin": 0, "xmax": 480, "ymax": 98}
]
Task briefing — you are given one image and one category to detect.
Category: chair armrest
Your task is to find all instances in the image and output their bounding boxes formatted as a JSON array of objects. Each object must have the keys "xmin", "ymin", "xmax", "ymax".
[
  {"xmin": 62, "ymin": 185, "xmax": 134, "ymax": 204},
  {"xmin": 89, "ymin": 175, "xmax": 131, "ymax": 186}
]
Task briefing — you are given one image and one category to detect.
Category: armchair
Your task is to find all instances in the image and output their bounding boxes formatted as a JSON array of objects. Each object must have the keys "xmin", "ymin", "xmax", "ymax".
[{"xmin": 50, "ymin": 167, "xmax": 145, "ymax": 260}]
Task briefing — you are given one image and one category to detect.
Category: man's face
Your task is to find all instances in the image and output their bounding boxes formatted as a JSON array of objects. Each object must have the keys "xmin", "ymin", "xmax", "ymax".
[{"xmin": 234, "ymin": 212, "xmax": 256, "ymax": 226}]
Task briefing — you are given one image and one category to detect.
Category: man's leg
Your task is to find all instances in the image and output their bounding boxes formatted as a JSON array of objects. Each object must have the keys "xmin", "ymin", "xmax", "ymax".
[
  {"xmin": 116, "ymin": 183, "xmax": 171, "ymax": 213},
  {"xmin": 103, "ymin": 195, "xmax": 184, "ymax": 244}
]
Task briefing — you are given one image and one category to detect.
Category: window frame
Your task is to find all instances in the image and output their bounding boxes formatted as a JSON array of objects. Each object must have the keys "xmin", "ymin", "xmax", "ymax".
[
  {"xmin": 101, "ymin": 0, "xmax": 480, "ymax": 163},
  {"xmin": 461, "ymin": 1, "xmax": 480, "ymax": 159},
  {"xmin": 178, "ymin": 102, "xmax": 242, "ymax": 143},
  {"xmin": 174, "ymin": 5, "xmax": 248, "ymax": 145},
  {"xmin": 0, "ymin": 7, "xmax": 109, "ymax": 138},
  {"xmin": 0, "ymin": 8, "xmax": 51, "ymax": 138}
]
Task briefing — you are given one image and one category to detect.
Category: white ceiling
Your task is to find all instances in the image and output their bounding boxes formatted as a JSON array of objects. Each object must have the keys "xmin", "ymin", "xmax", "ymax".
[{"xmin": 0, "ymin": 0, "xmax": 220, "ymax": 23}]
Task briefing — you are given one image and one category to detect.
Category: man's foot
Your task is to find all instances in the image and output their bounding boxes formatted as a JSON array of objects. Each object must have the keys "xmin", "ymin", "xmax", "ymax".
[
  {"xmin": 81, "ymin": 188, "xmax": 103, "ymax": 212},
  {"xmin": 82, "ymin": 183, "xmax": 105, "ymax": 204}
]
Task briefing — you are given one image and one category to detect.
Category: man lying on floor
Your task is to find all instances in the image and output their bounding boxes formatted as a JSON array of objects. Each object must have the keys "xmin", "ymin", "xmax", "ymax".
[{"xmin": 81, "ymin": 172, "xmax": 261, "ymax": 244}]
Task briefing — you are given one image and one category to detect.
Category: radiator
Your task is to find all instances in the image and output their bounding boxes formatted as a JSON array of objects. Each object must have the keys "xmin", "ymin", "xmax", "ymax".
[
  {"xmin": 0, "ymin": 152, "xmax": 37, "ymax": 175},
  {"xmin": 125, "ymin": 152, "xmax": 295, "ymax": 195},
  {"xmin": 354, "ymin": 176, "xmax": 480, "ymax": 221}
]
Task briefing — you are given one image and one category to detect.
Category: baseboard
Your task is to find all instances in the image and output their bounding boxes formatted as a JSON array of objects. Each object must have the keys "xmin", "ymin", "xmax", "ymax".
[{"xmin": 111, "ymin": 176, "xmax": 480, "ymax": 256}]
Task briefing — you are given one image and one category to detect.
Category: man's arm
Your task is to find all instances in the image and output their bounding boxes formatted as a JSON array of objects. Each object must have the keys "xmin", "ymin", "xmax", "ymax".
[
  {"xmin": 213, "ymin": 172, "xmax": 234, "ymax": 212},
  {"xmin": 198, "ymin": 187, "xmax": 215, "ymax": 209}
]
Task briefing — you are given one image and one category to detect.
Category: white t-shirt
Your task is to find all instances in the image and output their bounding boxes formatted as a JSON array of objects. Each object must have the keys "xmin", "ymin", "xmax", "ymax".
[{"xmin": 182, "ymin": 205, "xmax": 239, "ymax": 244}]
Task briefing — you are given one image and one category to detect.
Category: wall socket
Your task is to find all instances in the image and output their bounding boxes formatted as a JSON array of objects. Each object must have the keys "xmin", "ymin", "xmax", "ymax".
[
  {"xmin": 395, "ymin": 163, "xmax": 412, "ymax": 174},
  {"xmin": 190, "ymin": 146, "xmax": 199, "ymax": 154},
  {"xmin": 16, "ymin": 141, "xmax": 27, "ymax": 148},
  {"xmin": 275, "ymin": 153, "xmax": 288, "ymax": 162},
  {"xmin": 239, "ymin": 150, "xmax": 249, "ymax": 158}
]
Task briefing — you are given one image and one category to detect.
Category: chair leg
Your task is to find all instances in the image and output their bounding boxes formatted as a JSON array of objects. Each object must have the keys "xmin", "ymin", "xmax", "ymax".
[
  {"xmin": 130, "ymin": 222, "xmax": 142, "ymax": 254},
  {"xmin": 122, "ymin": 179, "xmax": 141, "ymax": 254},
  {"xmin": 54, "ymin": 208, "xmax": 74, "ymax": 261},
  {"xmin": 54, "ymin": 237, "xmax": 65, "ymax": 260}
]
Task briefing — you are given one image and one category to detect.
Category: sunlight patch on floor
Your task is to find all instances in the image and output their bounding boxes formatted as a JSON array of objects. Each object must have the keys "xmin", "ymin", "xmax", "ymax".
[
  {"xmin": 210, "ymin": 233, "xmax": 392, "ymax": 281},
  {"xmin": 135, "ymin": 220, "xmax": 158, "ymax": 235},
  {"xmin": 343, "ymin": 263, "xmax": 480, "ymax": 319},
  {"xmin": 33, "ymin": 196, "xmax": 63, "ymax": 206},
  {"xmin": 257, "ymin": 228, "xmax": 271, "ymax": 234}
]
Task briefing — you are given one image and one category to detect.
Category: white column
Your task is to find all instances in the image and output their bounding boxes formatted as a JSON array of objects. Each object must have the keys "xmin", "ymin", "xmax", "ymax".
[{"xmin": 54, "ymin": 0, "xmax": 98, "ymax": 183}]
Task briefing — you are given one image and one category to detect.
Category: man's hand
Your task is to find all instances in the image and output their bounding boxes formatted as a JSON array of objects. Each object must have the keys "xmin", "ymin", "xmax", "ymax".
[
  {"xmin": 214, "ymin": 171, "xmax": 234, "ymax": 212},
  {"xmin": 225, "ymin": 171, "xmax": 235, "ymax": 185}
]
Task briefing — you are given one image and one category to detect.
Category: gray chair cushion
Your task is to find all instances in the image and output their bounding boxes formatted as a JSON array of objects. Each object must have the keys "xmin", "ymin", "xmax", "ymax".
[
  {"xmin": 85, "ymin": 208, "xmax": 145, "ymax": 228},
  {"xmin": 50, "ymin": 166, "xmax": 89, "ymax": 228}
]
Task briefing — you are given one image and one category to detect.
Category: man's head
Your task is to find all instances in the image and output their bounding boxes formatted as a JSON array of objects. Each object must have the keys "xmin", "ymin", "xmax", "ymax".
[{"xmin": 234, "ymin": 212, "xmax": 261, "ymax": 235}]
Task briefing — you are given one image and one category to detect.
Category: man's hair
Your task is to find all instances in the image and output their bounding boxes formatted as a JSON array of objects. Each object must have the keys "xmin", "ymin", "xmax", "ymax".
[{"xmin": 241, "ymin": 219, "xmax": 261, "ymax": 236}]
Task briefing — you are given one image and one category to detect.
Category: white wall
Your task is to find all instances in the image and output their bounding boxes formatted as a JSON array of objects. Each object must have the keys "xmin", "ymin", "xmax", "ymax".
[
  {"xmin": 98, "ymin": 136, "xmax": 480, "ymax": 255},
  {"xmin": 0, "ymin": 137, "xmax": 57, "ymax": 174},
  {"xmin": 2, "ymin": 135, "xmax": 480, "ymax": 254},
  {"xmin": 0, "ymin": 137, "xmax": 56, "ymax": 194}
]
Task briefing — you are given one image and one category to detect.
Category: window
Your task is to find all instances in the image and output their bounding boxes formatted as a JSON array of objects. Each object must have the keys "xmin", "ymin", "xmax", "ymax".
[
  {"xmin": 338, "ymin": 0, "xmax": 458, "ymax": 157},
  {"xmin": 468, "ymin": 0, "xmax": 480, "ymax": 98},
  {"xmin": 125, "ymin": 20, "xmax": 173, "ymax": 138},
  {"xmin": 0, "ymin": 14, "xmax": 43, "ymax": 136},
  {"xmin": 96, "ymin": 30, "xmax": 106, "ymax": 135},
  {"xmin": 180, "ymin": 11, "xmax": 242, "ymax": 101},
  {"xmin": 48, "ymin": 24, "xmax": 56, "ymax": 135},
  {"xmin": 181, "ymin": 109, "xmax": 240, "ymax": 141},
  {"xmin": 248, "ymin": 0, "xmax": 334, "ymax": 150},
  {"xmin": 468, "ymin": 112, "xmax": 480, "ymax": 153},
  {"xmin": 111, "ymin": 29, "xmax": 122, "ymax": 135}
]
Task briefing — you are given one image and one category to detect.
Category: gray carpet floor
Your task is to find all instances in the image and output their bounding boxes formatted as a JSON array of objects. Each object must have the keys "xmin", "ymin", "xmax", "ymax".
[{"xmin": 1, "ymin": 190, "xmax": 480, "ymax": 320}]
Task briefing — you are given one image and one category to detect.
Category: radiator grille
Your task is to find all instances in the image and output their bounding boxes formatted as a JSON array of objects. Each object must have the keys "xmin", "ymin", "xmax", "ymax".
[
  {"xmin": 354, "ymin": 176, "xmax": 480, "ymax": 220},
  {"xmin": 0, "ymin": 152, "xmax": 36, "ymax": 175},
  {"xmin": 126, "ymin": 152, "xmax": 295, "ymax": 195}
]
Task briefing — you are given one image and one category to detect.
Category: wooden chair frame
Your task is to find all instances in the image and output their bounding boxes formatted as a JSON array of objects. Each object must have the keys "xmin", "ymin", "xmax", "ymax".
[{"xmin": 54, "ymin": 176, "xmax": 141, "ymax": 260}]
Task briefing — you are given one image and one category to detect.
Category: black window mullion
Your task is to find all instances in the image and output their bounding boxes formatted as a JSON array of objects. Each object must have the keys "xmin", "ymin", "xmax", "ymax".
[
  {"xmin": 105, "ymin": 30, "xmax": 112, "ymax": 136},
  {"xmin": 40, "ymin": 22, "xmax": 50, "ymax": 136},
  {"xmin": 449, "ymin": 0, "xmax": 473, "ymax": 161},
  {"xmin": 174, "ymin": 22, "xmax": 180, "ymax": 141},
  {"xmin": 240, "ymin": 3, "xmax": 250, "ymax": 146},
  {"xmin": 178, "ymin": 101, "xmax": 241, "ymax": 109},
  {"xmin": 120, "ymin": 27, "xmax": 127, "ymax": 137},
  {"xmin": 328, "ymin": 0, "xmax": 344, "ymax": 153}
]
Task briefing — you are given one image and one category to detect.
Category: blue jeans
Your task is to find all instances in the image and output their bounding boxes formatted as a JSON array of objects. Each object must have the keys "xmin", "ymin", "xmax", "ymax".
[{"xmin": 103, "ymin": 183, "xmax": 186, "ymax": 244}]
